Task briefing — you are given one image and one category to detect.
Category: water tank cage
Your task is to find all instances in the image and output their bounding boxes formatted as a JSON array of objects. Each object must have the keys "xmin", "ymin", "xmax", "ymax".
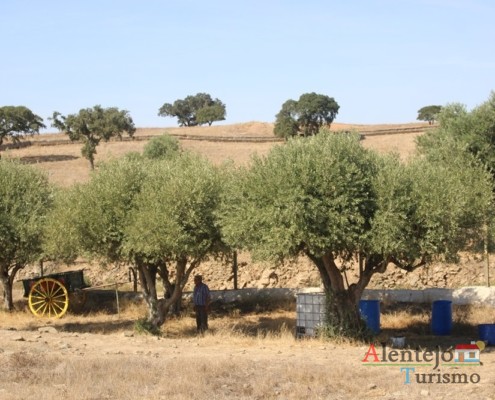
[{"xmin": 296, "ymin": 292, "xmax": 326, "ymax": 338}]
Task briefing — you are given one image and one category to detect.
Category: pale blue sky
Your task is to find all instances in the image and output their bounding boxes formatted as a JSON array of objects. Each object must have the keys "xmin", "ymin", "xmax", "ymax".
[{"xmin": 1, "ymin": 0, "xmax": 494, "ymax": 129}]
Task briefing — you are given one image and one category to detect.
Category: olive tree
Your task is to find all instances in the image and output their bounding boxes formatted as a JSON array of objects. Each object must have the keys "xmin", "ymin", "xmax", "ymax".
[
  {"xmin": 51, "ymin": 105, "xmax": 136, "ymax": 170},
  {"xmin": 418, "ymin": 92, "xmax": 495, "ymax": 177},
  {"xmin": 143, "ymin": 133, "xmax": 180, "ymax": 160},
  {"xmin": 45, "ymin": 153, "xmax": 225, "ymax": 329},
  {"xmin": 0, "ymin": 106, "xmax": 45, "ymax": 157},
  {"xmin": 0, "ymin": 160, "xmax": 52, "ymax": 310},
  {"xmin": 44, "ymin": 156, "xmax": 148, "ymax": 266},
  {"xmin": 219, "ymin": 132, "xmax": 492, "ymax": 336},
  {"xmin": 123, "ymin": 154, "xmax": 225, "ymax": 328}
]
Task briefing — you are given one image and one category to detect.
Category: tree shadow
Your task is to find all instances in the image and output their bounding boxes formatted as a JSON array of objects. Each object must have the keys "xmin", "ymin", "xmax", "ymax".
[
  {"xmin": 378, "ymin": 302, "xmax": 489, "ymax": 352},
  {"xmin": 57, "ymin": 319, "xmax": 136, "ymax": 334},
  {"xmin": 174, "ymin": 315, "xmax": 296, "ymax": 338},
  {"xmin": 18, "ymin": 154, "xmax": 79, "ymax": 164}
]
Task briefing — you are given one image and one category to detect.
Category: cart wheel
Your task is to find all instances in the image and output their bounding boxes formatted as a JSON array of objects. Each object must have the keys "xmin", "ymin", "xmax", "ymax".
[{"xmin": 28, "ymin": 278, "xmax": 69, "ymax": 318}]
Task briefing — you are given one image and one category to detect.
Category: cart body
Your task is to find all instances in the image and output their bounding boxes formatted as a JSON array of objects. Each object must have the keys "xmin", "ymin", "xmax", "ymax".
[
  {"xmin": 21, "ymin": 269, "xmax": 88, "ymax": 297},
  {"xmin": 21, "ymin": 269, "xmax": 89, "ymax": 318}
]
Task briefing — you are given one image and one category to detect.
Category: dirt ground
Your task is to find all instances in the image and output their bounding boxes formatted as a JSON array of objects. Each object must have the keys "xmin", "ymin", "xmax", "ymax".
[{"xmin": 0, "ymin": 303, "xmax": 494, "ymax": 400}]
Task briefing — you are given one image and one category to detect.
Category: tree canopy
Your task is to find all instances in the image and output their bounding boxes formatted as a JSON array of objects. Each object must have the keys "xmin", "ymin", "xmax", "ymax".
[
  {"xmin": 219, "ymin": 131, "xmax": 492, "ymax": 336},
  {"xmin": 158, "ymin": 93, "xmax": 226, "ymax": 127},
  {"xmin": 417, "ymin": 92, "xmax": 495, "ymax": 176},
  {"xmin": 0, "ymin": 160, "xmax": 52, "ymax": 311},
  {"xmin": 274, "ymin": 93, "xmax": 339, "ymax": 138},
  {"xmin": 45, "ymin": 153, "xmax": 225, "ymax": 329},
  {"xmin": 0, "ymin": 106, "xmax": 45, "ymax": 153},
  {"xmin": 123, "ymin": 153, "xmax": 226, "ymax": 327},
  {"xmin": 143, "ymin": 133, "xmax": 180, "ymax": 160},
  {"xmin": 417, "ymin": 105, "xmax": 442, "ymax": 124},
  {"xmin": 50, "ymin": 105, "xmax": 136, "ymax": 170}
]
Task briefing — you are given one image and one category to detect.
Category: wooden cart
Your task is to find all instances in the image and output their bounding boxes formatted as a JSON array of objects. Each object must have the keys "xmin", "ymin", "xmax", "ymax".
[{"xmin": 21, "ymin": 270, "xmax": 89, "ymax": 318}]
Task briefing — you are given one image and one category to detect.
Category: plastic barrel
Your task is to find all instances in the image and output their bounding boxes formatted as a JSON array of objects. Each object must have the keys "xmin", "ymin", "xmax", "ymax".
[
  {"xmin": 478, "ymin": 324, "xmax": 495, "ymax": 345},
  {"xmin": 431, "ymin": 300, "xmax": 452, "ymax": 335},
  {"xmin": 359, "ymin": 299, "xmax": 380, "ymax": 334}
]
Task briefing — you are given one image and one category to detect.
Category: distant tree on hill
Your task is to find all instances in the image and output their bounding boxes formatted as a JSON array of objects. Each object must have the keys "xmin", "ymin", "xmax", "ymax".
[
  {"xmin": 50, "ymin": 105, "xmax": 135, "ymax": 170},
  {"xmin": 196, "ymin": 103, "xmax": 226, "ymax": 126},
  {"xmin": 158, "ymin": 93, "xmax": 226, "ymax": 127},
  {"xmin": 0, "ymin": 106, "xmax": 45, "ymax": 157},
  {"xmin": 274, "ymin": 93, "xmax": 339, "ymax": 138},
  {"xmin": 417, "ymin": 105, "xmax": 442, "ymax": 125}
]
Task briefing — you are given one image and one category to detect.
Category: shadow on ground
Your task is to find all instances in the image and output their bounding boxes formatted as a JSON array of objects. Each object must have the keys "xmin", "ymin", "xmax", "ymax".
[{"xmin": 18, "ymin": 154, "xmax": 79, "ymax": 164}]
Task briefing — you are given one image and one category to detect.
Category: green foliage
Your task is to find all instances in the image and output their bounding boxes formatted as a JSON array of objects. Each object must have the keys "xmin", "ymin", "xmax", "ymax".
[
  {"xmin": 143, "ymin": 134, "xmax": 180, "ymax": 160},
  {"xmin": 0, "ymin": 160, "xmax": 52, "ymax": 309},
  {"xmin": 158, "ymin": 93, "xmax": 226, "ymax": 127},
  {"xmin": 219, "ymin": 131, "xmax": 376, "ymax": 261},
  {"xmin": 0, "ymin": 160, "xmax": 52, "ymax": 266},
  {"xmin": 274, "ymin": 93, "xmax": 339, "ymax": 138},
  {"xmin": 124, "ymin": 153, "xmax": 225, "ymax": 262},
  {"xmin": 43, "ymin": 187, "xmax": 82, "ymax": 263},
  {"xmin": 50, "ymin": 105, "xmax": 136, "ymax": 169},
  {"xmin": 46, "ymin": 157, "xmax": 149, "ymax": 264},
  {"xmin": 417, "ymin": 105, "xmax": 442, "ymax": 124},
  {"xmin": 196, "ymin": 103, "xmax": 226, "ymax": 126},
  {"xmin": 273, "ymin": 100, "xmax": 299, "ymax": 139},
  {"xmin": 134, "ymin": 318, "xmax": 162, "ymax": 336},
  {"xmin": 219, "ymin": 129, "xmax": 492, "ymax": 335},
  {"xmin": 417, "ymin": 92, "xmax": 495, "ymax": 178},
  {"xmin": 370, "ymin": 147, "xmax": 493, "ymax": 265},
  {"xmin": 319, "ymin": 292, "xmax": 373, "ymax": 341},
  {"xmin": 0, "ymin": 106, "xmax": 45, "ymax": 148}
]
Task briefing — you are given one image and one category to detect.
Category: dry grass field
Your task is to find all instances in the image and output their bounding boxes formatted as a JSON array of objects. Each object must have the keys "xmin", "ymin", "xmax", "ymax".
[
  {"xmin": 3, "ymin": 121, "xmax": 494, "ymax": 399},
  {"xmin": 1, "ymin": 301, "xmax": 494, "ymax": 400},
  {"xmin": 2, "ymin": 121, "xmax": 428, "ymax": 186}
]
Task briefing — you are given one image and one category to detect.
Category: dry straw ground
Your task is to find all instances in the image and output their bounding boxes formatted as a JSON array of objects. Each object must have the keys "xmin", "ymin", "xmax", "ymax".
[
  {"xmin": 2, "ymin": 122, "xmax": 494, "ymax": 399},
  {"xmin": 2, "ymin": 121, "xmax": 425, "ymax": 186},
  {"xmin": 1, "ymin": 301, "xmax": 494, "ymax": 400}
]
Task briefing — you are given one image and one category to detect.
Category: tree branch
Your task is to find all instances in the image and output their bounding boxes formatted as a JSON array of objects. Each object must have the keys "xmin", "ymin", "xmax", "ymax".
[{"xmin": 389, "ymin": 255, "xmax": 427, "ymax": 272}]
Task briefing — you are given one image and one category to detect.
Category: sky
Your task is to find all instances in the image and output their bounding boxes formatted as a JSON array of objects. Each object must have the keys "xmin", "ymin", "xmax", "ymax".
[{"xmin": 1, "ymin": 0, "xmax": 495, "ymax": 130}]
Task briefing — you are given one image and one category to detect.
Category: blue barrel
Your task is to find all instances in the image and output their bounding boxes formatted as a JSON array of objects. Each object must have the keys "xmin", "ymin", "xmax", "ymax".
[
  {"xmin": 359, "ymin": 299, "xmax": 380, "ymax": 334},
  {"xmin": 478, "ymin": 324, "xmax": 495, "ymax": 345},
  {"xmin": 431, "ymin": 300, "xmax": 452, "ymax": 335}
]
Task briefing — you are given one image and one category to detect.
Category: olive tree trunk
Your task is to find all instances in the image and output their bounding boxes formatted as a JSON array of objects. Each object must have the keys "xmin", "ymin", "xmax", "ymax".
[
  {"xmin": 0, "ymin": 263, "xmax": 24, "ymax": 311},
  {"xmin": 137, "ymin": 257, "xmax": 200, "ymax": 329},
  {"xmin": 307, "ymin": 251, "xmax": 387, "ymax": 337}
]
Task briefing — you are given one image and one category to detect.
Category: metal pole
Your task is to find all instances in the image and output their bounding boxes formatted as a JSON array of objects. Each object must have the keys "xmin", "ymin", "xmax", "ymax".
[
  {"xmin": 233, "ymin": 251, "xmax": 238, "ymax": 290},
  {"xmin": 485, "ymin": 222, "xmax": 491, "ymax": 287},
  {"xmin": 115, "ymin": 283, "xmax": 120, "ymax": 317}
]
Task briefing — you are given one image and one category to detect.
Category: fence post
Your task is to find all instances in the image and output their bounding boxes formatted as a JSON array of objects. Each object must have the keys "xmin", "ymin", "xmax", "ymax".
[
  {"xmin": 115, "ymin": 283, "xmax": 120, "ymax": 318},
  {"xmin": 485, "ymin": 222, "xmax": 491, "ymax": 287},
  {"xmin": 233, "ymin": 251, "xmax": 238, "ymax": 290}
]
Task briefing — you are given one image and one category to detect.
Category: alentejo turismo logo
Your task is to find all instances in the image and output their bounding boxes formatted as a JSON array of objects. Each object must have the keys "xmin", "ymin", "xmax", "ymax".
[{"xmin": 362, "ymin": 341, "xmax": 484, "ymax": 384}]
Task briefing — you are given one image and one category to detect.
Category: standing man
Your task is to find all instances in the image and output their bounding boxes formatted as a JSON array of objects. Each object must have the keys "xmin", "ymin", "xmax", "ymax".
[{"xmin": 193, "ymin": 275, "xmax": 211, "ymax": 334}]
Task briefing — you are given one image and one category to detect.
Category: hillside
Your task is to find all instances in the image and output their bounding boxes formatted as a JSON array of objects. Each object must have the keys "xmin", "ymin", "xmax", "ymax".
[
  {"xmin": 6, "ymin": 121, "xmax": 491, "ymax": 292},
  {"xmin": 2, "ymin": 121, "xmax": 429, "ymax": 186}
]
